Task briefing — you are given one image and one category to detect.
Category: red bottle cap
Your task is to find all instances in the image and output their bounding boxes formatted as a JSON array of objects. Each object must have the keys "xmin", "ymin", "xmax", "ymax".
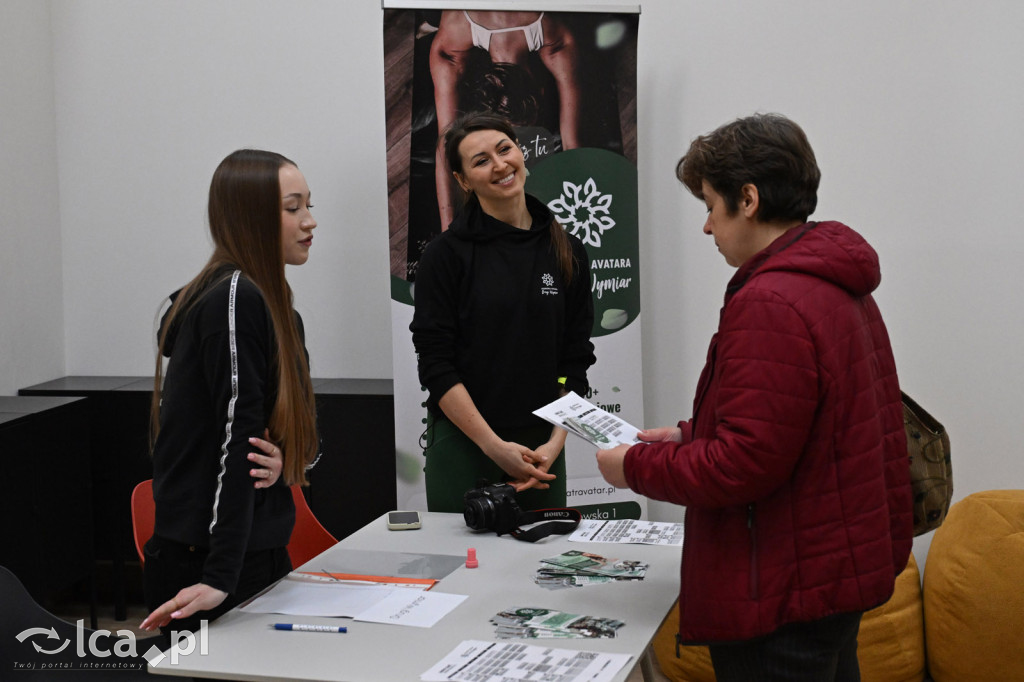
[{"xmin": 466, "ymin": 548, "xmax": 478, "ymax": 568}]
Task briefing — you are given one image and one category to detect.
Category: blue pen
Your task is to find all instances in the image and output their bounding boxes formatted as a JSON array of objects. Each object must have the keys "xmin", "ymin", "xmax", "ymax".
[{"xmin": 273, "ymin": 623, "xmax": 347, "ymax": 633}]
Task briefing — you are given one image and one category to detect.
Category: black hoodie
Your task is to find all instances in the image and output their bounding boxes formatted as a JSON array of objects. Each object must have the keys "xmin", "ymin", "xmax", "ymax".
[
  {"xmin": 152, "ymin": 268, "xmax": 296, "ymax": 594},
  {"xmin": 411, "ymin": 194, "xmax": 595, "ymax": 429}
]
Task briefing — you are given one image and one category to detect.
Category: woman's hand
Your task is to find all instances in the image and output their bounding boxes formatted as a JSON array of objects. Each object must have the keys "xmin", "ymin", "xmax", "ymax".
[
  {"xmin": 595, "ymin": 443, "xmax": 632, "ymax": 489},
  {"xmin": 513, "ymin": 436, "xmax": 564, "ymax": 492},
  {"xmin": 484, "ymin": 439, "xmax": 556, "ymax": 492},
  {"xmin": 248, "ymin": 429, "xmax": 283, "ymax": 489},
  {"xmin": 438, "ymin": 384, "xmax": 557, "ymax": 491},
  {"xmin": 140, "ymin": 583, "xmax": 228, "ymax": 631},
  {"xmin": 637, "ymin": 426, "xmax": 683, "ymax": 443}
]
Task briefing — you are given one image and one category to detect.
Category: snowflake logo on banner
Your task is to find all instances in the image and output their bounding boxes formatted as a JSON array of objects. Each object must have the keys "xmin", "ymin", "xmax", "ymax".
[
  {"xmin": 542, "ymin": 273, "xmax": 554, "ymax": 287},
  {"xmin": 547, "ymin": 178, "xmax": 615, "ymax": 247}
]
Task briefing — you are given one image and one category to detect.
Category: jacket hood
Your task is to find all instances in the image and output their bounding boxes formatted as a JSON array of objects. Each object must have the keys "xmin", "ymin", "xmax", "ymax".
[
  {"xmin": 159, "ymin": 266, "xmax": 238, "ymax": 357},
  {"xmin": 159, "ymin": 289, "xmax": 182, "ymax": 357},
  {"xmin": 728, "ymin": 221, "xmax": 881, "ymax": 299},
  {"xmin": 447, "ymin": 193, "xmax": 554, "ymax": 243}
]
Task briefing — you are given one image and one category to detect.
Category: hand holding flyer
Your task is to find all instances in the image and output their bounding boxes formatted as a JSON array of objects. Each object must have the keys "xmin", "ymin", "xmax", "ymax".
[{"xmin": 532, "ymin": 392, "xmax": 642, "ymax": 447}]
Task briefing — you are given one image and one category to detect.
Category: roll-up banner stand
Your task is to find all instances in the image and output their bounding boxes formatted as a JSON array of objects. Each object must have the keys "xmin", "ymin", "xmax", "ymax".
[{"xmin": 382, "ymin": 3, "xmax": 644, "ymax": 521}]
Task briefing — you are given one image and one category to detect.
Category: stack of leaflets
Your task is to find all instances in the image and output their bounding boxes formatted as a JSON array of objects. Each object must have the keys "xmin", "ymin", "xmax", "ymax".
[
  {"xmin": 491, "ymin": 607, "xmax": 625, "ymax": 639},
  {"xmin": 534, "ymin": 549, "xmax": 648, "ymax": 590}
]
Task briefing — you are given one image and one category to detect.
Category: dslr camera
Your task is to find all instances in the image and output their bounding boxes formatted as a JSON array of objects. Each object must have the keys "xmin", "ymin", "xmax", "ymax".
[{"xmin": 463, "ymin": 482, "xmax": 523, "ymax": 535}]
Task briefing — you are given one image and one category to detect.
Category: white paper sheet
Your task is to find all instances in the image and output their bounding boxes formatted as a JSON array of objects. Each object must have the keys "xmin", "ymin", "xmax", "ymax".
[
  {"xmin": 570, "ymin": 519, "xmax": 684, "ymax": 546},
  {"xmin": 421, "ymin": 639, "xmax": 632, "ymax": 682},
  {"xmin": 239, "ymin": 575, "xmax": 467, "ymax": 627},
  {"xmin": 354, "ymin": 590, "xmax": 468, "ymax": 628},
  {"xmin": 239, "ymin": 579, "xmax": 394, "ymax": 617},
  {"xmin": 532, "ymin": 391, "xmax": 642, "ymax": 447}
]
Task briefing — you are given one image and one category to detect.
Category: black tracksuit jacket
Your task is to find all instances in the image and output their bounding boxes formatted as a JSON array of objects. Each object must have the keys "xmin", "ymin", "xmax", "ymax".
[{"xmin": 151, "ymin": 269, "xmax": 298, "ymax": 594}]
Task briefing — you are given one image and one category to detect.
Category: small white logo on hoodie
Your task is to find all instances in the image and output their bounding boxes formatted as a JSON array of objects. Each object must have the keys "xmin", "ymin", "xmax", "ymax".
[{"xmin": 541, "ymin": 273, "xmax": 558, "ymax": 296}]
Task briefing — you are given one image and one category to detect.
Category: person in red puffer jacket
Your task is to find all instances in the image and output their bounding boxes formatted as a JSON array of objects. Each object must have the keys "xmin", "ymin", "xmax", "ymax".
[{"xmin": 596, "ymin": 113, "xmax": 913, "ymax": 681}]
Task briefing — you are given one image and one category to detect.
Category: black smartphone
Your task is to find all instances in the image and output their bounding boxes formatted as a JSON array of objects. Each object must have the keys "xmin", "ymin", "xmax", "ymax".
[{"xmin": 386, "ymin": 510, "xmax": 422, "ymax": 530}]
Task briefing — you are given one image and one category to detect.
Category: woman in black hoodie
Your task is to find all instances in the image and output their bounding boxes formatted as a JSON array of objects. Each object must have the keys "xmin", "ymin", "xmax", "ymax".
[
  {"xmin": 411, "ymin": 111, "xmax": 595, "ymax": 513},
  {"xmin": 141, "ymin": 149, "xmax": 320, "ymax": 642}
]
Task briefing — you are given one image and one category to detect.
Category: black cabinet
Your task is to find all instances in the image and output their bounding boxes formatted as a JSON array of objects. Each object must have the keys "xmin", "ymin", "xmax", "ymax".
[
  {"xmin": 309, "ymin": 379, "xmax": 396, "ymax": 540},
  {"xmin": 17, "ymin": 376, "xmax": 397, "ymax": 617},
  {"xmin": 19, "ymin": 377, "xmax": 152, "ymax": 620},
  {"xmin": 0, "ymin": 396, "xmax": 94, "ymax": 615}
]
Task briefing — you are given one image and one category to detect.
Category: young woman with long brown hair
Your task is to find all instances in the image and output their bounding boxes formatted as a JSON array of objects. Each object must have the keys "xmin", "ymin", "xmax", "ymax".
[{"xmin": 141, "ymin": 149, "xmax": 320, "ymax": 639}]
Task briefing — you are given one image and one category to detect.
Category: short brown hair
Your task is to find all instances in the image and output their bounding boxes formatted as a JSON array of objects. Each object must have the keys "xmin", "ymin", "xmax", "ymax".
[{"xmin": 677, "ymin": 113, "xmax": 820, "ymax": 223}]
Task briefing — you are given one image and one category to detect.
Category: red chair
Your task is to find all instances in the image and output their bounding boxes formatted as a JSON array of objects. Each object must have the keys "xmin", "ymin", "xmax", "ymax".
[
  {"xmin": 287, "ymin": 485, "xmax": 338, "ymax": 569},
  {"xmin": 131, "ymin": 479, "xmax": 156, "ymax": 566},
  {"xmin": 130, "ymin": 480, "xmax": 337, "ymax": 569}
]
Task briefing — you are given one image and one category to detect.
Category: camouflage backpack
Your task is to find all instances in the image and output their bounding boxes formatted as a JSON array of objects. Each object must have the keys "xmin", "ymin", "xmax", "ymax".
[{"xmin": 902, "ymin": 391, "xmax": 953, "ymax": 535}]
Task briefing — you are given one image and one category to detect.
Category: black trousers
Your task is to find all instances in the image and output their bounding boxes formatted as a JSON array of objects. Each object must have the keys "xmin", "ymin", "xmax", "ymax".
[
  {"xmin": 708, "ymin": 611, "xmax": 863, "ymax": 682},
  {"xmin": 143, "ymin": 534, "xmax": 291, "ymax": 648}
]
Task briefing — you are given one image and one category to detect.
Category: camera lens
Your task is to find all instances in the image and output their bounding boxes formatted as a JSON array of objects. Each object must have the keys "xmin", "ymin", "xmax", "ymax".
[{"xmin": 464, "ymin": 497, "xmax": 495, "ymax": 531}]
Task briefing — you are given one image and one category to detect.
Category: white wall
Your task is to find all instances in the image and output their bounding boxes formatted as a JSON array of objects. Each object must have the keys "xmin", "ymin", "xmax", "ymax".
[
  {"xmin": 635, "ymin": 1, "xmax": 1024, "ymax": 560},
  {"xmin": 3, "ymin": 1, "xmax": 1022, "ymax": 559},
  {"xmin": 0, "ymin": 1, "xmax": 65, "ymax": 395},
  {"xmin": 48, "ymin": 0, "xmax": 392, "ymax": 383}
]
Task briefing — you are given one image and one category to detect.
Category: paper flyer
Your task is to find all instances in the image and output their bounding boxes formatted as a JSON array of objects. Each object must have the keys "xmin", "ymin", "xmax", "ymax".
[
  {"xmin": 569, "ymin": 519, "xmax": 684, "ymax": 546},
  {"xmin": 421, "ymin": 640, "xmax": 631, "ymax": 682},
  {"xmin": 490, "ymin": 607, "xmax": 625, "ymax": 639},
  {"xmin": 539, "ymin": 550, "xmax": 648, "ymax": 580},
  {"xmin": 532, "ymin": 391, "xmax": 642, "ymax": 447}
]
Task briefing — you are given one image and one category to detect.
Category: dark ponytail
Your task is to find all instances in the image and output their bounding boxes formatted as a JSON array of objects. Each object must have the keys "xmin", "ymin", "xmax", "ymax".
[{"xmin": 548, "ymin": 219, "xmax": 576, "ymax": 283}]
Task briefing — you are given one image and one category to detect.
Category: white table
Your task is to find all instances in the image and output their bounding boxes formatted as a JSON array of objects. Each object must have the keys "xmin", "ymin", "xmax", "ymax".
[{"xmin": 149, "ymin": 512, "xmax": 680, "ymax": 681}]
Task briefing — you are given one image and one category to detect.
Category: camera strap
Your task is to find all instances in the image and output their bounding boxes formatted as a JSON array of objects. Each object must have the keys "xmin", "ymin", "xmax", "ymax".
[{"xmin": 509, "ymin": 508, "xmax": 582, "ymax": 543}]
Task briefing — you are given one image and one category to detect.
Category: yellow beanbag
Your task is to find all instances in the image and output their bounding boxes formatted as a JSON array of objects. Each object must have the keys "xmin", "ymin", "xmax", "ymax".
[
  {"xmin": 652, "ymin": 606, "xmax": 715, "ymax": 682},
  {"xmin": 651, "ymin": 554, "xmax": 925, "ymax": 682},
  {"xmin": 923, "ymin": 490, "xmax": 1024, "ymax": 682},
  {"xmin": 857, "ymin": 552, "xmax": 925, "ymax": 682}
]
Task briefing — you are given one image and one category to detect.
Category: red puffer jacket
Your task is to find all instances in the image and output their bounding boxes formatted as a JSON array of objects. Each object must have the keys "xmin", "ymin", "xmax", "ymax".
[{"xmin": 625, "ymin": 221, "xmax": 913, "ymax": 642}]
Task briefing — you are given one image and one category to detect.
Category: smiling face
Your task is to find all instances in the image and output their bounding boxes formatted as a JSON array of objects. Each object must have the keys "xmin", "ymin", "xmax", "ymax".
[
  {"xmin": 453, "ymin": 128, "xmax": 526, "ymax": 209},
  {"xmin": 279, "ymin": 164, "xmax": 316, "ymax": 266}
]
